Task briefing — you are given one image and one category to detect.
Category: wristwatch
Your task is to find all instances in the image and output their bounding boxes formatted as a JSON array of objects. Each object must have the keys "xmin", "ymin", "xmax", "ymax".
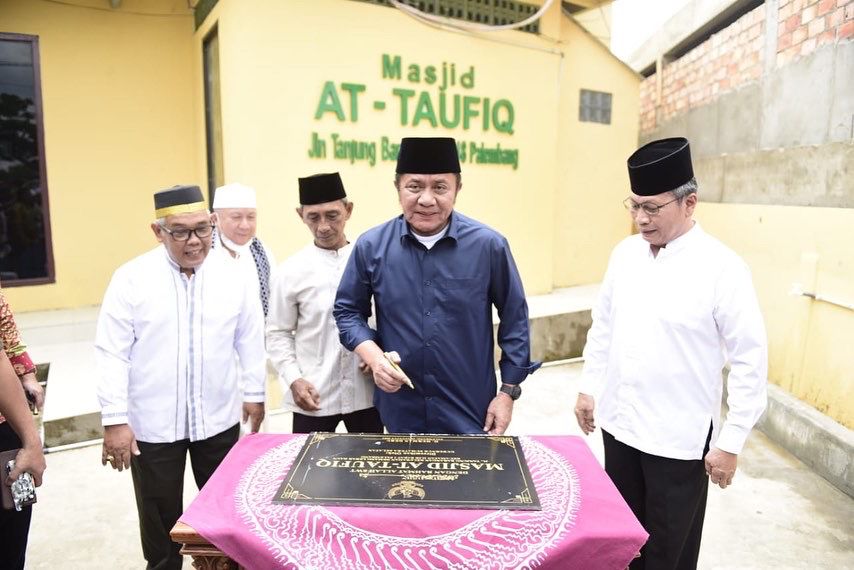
[{"xmin": 499, "ymin": 383, "xmax": 522, "ymax": 401}]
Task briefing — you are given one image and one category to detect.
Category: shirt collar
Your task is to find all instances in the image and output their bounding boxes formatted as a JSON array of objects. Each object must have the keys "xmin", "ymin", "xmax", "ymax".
[
  {"xmin": 397, "ymin": 212, "xmax": 460, "ymax": 244},
  {"xmin": 160, "ymin": 244, "xmax": 207, "ymax": 276},
  {"xmin": 654, "ymin": 221, "xmax": 702, "ymax": 258},
  {"xmin": 311, "ymin": 241, "xmax": 352, "ymax": 257},
  {"xmin": 219, "ymin": 231, "xmax": 252, "ymax": 257}
]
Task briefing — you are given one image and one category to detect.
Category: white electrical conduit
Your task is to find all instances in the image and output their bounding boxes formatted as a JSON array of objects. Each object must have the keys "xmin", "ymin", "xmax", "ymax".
[{"xmin": 790, "ymin": 283, "xmax": 854, "ymax": 312}]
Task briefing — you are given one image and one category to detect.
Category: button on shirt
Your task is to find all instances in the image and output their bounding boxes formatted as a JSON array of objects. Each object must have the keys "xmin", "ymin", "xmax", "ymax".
[
  {"xmin": 96, "ymin": 247, "xmax": 266, "ymax": 443},
  {"xmin": 334, "ymin": 212, "xmax": 540, "ymax": 434},
  {"xmin": 266, "ymin": 243, "xmax": 374, "ymax": 416},
  {"xmin": 579, "ymin": 223, "xmax": 767, "ymax": 460}
]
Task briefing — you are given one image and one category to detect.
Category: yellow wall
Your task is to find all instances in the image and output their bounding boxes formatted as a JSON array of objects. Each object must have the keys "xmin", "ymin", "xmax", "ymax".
[
  {"xmin": 0, "ymin": 0, "xmax": 197, "ymax": 312},
  {"xmin": 2, "ymin": 0, "xmax": 847, "ymax": 429},
  {"xmin": 193, "ymin": 0, "xmax": 638, "ymax": 295},
  {"xmin": 554, "ymin": 16, "xmax": 639, "ymax": 287},
  {"xmin": 0, "ymin": 0, "xmax": 637, "ymax": 312},
  {"xmin": 571, "ymin": 4, "xmax": 612, "ymax": 48},
  {"xmin": 697, "ymin": 204, "xmax": 854, "ymax": 428}
]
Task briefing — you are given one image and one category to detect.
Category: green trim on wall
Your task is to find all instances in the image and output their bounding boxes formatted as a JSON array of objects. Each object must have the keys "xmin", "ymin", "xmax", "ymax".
[{"xmin": 194, "ymin": 0, "xmax": 220, "ymax": 30}]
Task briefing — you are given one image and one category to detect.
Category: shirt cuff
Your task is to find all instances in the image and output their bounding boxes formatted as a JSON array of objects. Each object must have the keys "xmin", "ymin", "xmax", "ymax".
[
  {"xmin": 101, "ymin": 409, "xmax": 128, "ymax": 427},
  {"xmin": 243, "ymin": 391, "xmax": 265, "ymax": 404},
  {"xmin": 283, "ymin": 364, "xmax": 303, "ymax": 387},
  {"xmin": 343, "ymin": 327, "xmax": 378, "ymax": 352},
  {"xmin": 499, "ymin": 361, "xmax": 542, "ymax": 384},
  {"xmin": 714, "ymin": 422, "xmax": 751, "ymax": 455}
]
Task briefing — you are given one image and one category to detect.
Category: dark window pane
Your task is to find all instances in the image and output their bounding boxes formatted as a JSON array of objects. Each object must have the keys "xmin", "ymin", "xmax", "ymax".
[
  {"xmin": 579, "ymin": 88, "xmax": 612, "ymax": 125},
  {"xmin": 0, "ymin": 36, "xmax": 53, "ymax": 284},
  {"xmin": 203, "ymin": 28, "xmax": 224, "ymax": 204}
]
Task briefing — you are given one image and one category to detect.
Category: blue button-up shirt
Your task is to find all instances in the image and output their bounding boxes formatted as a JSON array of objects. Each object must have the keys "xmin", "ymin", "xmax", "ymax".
[{"xmin": 334, "ymin": 212, "xmax": 540, "ymax": 434}]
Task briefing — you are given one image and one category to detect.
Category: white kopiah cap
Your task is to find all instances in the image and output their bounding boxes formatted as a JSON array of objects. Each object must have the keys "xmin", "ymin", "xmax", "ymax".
[{"xmin": 213, "ymin": 183, "xmax": 257, "ymax": 209}]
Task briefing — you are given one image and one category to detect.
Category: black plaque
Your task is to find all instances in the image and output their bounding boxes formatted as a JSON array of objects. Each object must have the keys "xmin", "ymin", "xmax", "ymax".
[{"xmin": 274, "ymin": 433, "xmax": 540, "ymax": 510}]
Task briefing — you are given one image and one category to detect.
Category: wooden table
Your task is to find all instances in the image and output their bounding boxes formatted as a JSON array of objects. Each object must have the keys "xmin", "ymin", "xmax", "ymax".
[{"xmin": 171, "ymin": 521, "xmax": 239, "ymax": 570}]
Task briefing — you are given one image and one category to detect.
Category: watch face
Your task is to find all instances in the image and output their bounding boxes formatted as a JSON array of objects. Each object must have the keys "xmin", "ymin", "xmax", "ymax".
[{"xmin": 501, "ymin": 384, "xmax": 521, "ymax": 400}]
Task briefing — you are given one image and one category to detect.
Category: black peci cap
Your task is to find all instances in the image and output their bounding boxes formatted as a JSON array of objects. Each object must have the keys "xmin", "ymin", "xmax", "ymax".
[
  {"xmin": 395, "ymin": 137, "xmax": 461, "ymax": 174},
  {"xmin": 298, "ymin": 172, "xmax": 347, "ymax": 206},
  {"xmin": 627, "ymin": 137, "xmax": 694, "ymax": 196}
]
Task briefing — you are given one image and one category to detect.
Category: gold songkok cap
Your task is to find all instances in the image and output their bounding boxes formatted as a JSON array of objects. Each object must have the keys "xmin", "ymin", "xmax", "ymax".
[{"xmin": 154, "ymin": 185, "xmax": 206, "ymax": 218}]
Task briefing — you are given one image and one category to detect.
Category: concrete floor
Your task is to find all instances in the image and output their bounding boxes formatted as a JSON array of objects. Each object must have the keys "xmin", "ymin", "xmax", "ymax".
[{"xmin": 24, "ymin": 362, "xmax": 854, "ymax": 569}]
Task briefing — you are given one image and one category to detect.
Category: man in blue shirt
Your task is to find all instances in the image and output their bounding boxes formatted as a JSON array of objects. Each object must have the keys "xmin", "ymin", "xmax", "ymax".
[{"xmin": 334, "ymin": 137, "xmax": 540, "ymax": 435}]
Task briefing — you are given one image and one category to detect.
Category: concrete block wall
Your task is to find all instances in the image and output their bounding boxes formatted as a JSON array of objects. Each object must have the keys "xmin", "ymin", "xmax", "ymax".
[
  {"xmin": 640, "ymin": 0, "xmax": 853, "ymax": 139},
  {"xmin": 636, "ymin": 0, "xmax": 854, "ymax": 207},
  {"xmin": 777, "ymin": 0, "xmax": 854, "ymax": 66},
  {"xmin": 758, "ymin": 383, "xmax": 854, "ymax": 497},
  {"xmin": 639, "ymin": 5, "xmax": 766, "ymax": 133}
]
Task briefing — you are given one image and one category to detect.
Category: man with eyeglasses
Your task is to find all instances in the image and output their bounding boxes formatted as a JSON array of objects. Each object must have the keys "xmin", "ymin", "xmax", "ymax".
[
  {"xmin": 95, "ymin": 185, "xmax": 265, "ymax": 570},
  {"xmin": 573, "ymin": 138, "xmax": 767, "ymax": 569}
]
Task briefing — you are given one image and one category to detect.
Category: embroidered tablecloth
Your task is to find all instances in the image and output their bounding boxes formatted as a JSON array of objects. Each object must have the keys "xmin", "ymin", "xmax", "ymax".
[{"xmin": 180, "ymin": 433, "xmax": 647, "ymax": 569}]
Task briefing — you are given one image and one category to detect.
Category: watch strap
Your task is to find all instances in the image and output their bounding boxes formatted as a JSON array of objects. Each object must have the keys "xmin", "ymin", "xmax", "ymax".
[{"xmin": 499, "ymin": 383, "xmax": 521, "ymax": 400}]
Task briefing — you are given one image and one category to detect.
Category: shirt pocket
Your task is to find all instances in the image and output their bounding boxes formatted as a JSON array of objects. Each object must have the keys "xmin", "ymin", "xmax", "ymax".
[
  {"xmin": 436, "ymin": 277, "xmax": 487, "ymax": 320},
  {"xmin": 441, "ymin": 277, "xmax": 479, "ymax": 289}
]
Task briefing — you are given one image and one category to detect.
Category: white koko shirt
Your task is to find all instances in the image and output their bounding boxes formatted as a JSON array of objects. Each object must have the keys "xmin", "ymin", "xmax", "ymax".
[
  {"xmin": 579, "ymin": 223, "xmax": 768, "ymax": 460},
  {"xmin": 266, "ymin": 243, "xmax": 374, "ymax": 417},
  {"xmin": 215, "ymin": 231, "xmax": 277, "ymax": 315},
  {"xmin": 96, "ymin": 246, "xmax": 266, "ymax": 443}
]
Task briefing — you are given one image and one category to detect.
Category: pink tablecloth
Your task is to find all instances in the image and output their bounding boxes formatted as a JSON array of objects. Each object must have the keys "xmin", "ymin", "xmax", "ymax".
[{"xmin": 180, "ymin": 434, "xmax": 647, "ymax": 569}]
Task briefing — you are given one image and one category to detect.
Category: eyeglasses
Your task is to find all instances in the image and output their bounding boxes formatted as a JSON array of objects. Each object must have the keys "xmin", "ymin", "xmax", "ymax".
[
  {"xmin": 158, "ymin": 224, "xmax": 214, "ymax": 242},
  {"xmin": 623, "ymin": 197, "xmax": 679, "ymax": 216}
]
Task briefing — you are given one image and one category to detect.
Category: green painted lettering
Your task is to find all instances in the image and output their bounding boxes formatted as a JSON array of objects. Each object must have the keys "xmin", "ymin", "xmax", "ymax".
[
  {"xmin": 462, "ymin": 95, "xmax": 480, "ymax": 130},
  {"xmin": 382, "ymin": 54, "xmax": 402, "ymax": 80},
  {"xmin": 483, "ymin": 97, "xmax": 490, "ymax": 131},
  {"xmin": 412, "ymin": 91, "xmax": 437, "ymax": 127},
  {"xmin": 438, "ymin": 92, "xmax": 460, "ymax": 129},
  {"xmin": 407, "ymin": 63, "xmax": 421, "ymax": 82},
  {"xmin": 392, "ymin": 88, "xmax": 416, "ymax": 126},
  {"xmin": 492, "ymin": 99, "xmax": 515, "ymax": 134},
  {"xmin": 307, "ymin": 132, "xmax": 326, "ymax": 158},
  {"xmin": 424, "ymin": 65, "xmax": 437, "ymax": 85},
  {"xmin": 460, "ymin": 65, "xmax": 475, "ymax": 89},
  {"xmin": 340, "ymin": 82, "xmax": 365, "ymax": 122},
  {"xmin": 314, "ymin": 81, "xmax": 345, "ymax": 121},
  {"xmin": 381, "ymin": 136, "xmax": 400, "ymax": 161}
]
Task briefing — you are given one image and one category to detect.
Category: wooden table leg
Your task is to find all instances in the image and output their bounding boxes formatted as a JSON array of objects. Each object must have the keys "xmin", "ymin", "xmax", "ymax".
[{"xmin": 171, "ymin": 521, "xmax": 240, "ymax": 569}]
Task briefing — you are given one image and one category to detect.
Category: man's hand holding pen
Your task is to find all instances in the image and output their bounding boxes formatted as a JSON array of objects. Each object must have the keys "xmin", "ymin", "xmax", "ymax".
[
  {"xmin": 371, "ymin": 350, "xmax": 415, "ymax": 393},
  {"xmin": 383, "ymin": 352, "xmax": 415, "ymax": 390},
  {"xmin": 353, "ymin": 341, "xmax": 416, "ymax": 393}
]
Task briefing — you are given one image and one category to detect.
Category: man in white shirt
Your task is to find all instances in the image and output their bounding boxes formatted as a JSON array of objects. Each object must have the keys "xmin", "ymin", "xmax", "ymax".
[
  {"xmin": 96, "ymin": 185, "xmax": 265, "ymax": 570},
  {"xmin": 267, "ymin": 173, "xmax": 381, "ymax": 433},
  {"xmin": 574, "ymin": 138, "xmax": 767, "ymax": 570},
  {"xmin": 211, "ymin": 183, "xmax": 276, "ymax": 317}
]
